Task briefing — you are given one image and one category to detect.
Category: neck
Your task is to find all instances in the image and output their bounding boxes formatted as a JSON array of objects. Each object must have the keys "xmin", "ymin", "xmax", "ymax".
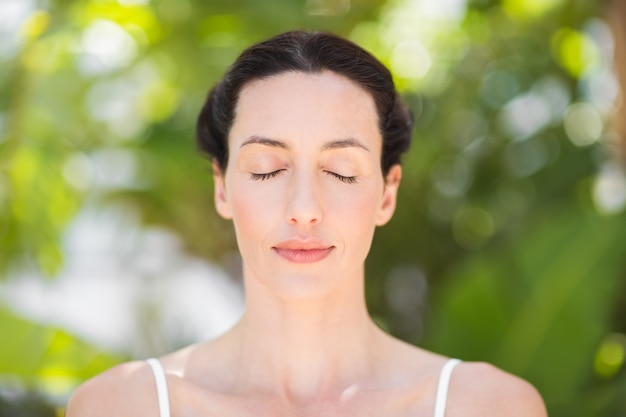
[{"xmin": 226, "ymin": 263, "xmax": 384, "ymax": 402}]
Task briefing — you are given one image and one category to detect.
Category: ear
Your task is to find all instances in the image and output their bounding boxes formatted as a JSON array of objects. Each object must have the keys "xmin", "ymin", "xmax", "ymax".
[
  {"xmin": 376, "ymin": 164, "xmax": 402, "ymax": 226},
  {"xmin": 213, "ymin": 161, "xmax": 232, "ymax": 219}
]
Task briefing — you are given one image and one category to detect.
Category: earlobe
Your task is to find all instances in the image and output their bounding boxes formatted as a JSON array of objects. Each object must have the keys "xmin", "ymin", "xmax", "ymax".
[
  {"xmin": 213, "ymin": 162, "xmax": 232, "ymax": 220},
  {"xmin": 376, "ymin": 164, "xmax": 402, "ymax": 226}
]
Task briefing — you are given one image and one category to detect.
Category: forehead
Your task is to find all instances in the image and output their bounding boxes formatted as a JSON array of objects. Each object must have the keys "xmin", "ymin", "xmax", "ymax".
[{"xmin": 229, "ymin": 71, "xmax": 381, "ymax": 151}]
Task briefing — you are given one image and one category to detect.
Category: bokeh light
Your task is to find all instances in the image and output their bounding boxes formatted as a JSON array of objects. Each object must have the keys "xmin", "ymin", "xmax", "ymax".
[
  {"xmin": 1, "ymin": 0, "xmax": 625, "ymax": 415},
  {"xmin": 594, "ymin": 333, "xmax": 626, "ymax": 379}
]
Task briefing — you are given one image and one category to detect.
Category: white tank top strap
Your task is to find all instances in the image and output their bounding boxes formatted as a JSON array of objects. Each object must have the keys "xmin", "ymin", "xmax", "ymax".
[
  {"xmin": 146, "ymin": 358, "xmax": 171, "ymax": 417},
  {"xmin": 433, "ymin": 358, "xmax": 462, "ymax": 417}
]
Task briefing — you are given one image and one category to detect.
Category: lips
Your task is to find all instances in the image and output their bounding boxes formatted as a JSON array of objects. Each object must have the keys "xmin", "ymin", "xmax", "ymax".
[{"xmin": 272, "ymin": 240, "xmax": 335, "ymax": 263}]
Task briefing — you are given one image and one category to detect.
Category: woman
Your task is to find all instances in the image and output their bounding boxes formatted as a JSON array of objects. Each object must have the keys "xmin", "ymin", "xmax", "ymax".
[{"xmin": 67, "ymin": 30, "xmax": 547, "ymax": 417}]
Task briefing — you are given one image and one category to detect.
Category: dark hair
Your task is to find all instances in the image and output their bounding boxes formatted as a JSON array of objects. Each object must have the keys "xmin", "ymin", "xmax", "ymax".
[{"xmin": 196, "ymin": 30, "xmax": 414, "ymax": 176}]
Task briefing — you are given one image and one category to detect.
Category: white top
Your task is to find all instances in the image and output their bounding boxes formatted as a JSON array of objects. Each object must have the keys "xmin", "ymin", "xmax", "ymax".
[
  {"xmin": 147, "ymin": 358, "xmax": 171, "ymax": 417},
  {"xmin": 434, "ymin": 358, "xmax": 462, "ymax": 417},
  {"xmin": 146, "ymin": 357, "xmax": 461, "ymax": 417}
]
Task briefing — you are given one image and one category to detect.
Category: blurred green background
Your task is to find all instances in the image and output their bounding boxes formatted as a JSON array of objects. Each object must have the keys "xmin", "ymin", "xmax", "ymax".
[{"xmin": 1, "ymin": 0, "xmax": 626, "ymax": 415}]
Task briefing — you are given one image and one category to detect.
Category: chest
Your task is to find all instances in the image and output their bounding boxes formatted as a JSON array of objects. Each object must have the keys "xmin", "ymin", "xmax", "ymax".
[{"xmin": 168, "ymin": 386, "xmax": 437, "ymax": 417}]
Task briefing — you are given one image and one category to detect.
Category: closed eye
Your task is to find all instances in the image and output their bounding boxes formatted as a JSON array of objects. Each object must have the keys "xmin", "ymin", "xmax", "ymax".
[
  {"xmin": 250, "ymin": 170, "xmax": 285, "ymax": 181},
  {"xmin": 326, "ymin": 171, "xmax": 357, "ymax": 184}
]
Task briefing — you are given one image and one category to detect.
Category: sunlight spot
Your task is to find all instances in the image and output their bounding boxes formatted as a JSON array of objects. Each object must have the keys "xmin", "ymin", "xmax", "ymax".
[
  {"xmin": 355, "ymin": 0, "xmax": 467, "ymax": 93},
  {"xmin": 593, "ymin": 163, "xmax": 626, "ymax": 215},
  {"xmin": 581, "ymin": 68, "xmax": 619, "ymax": 114},
  {"xmin": 20, "ymin": 10, "xmax": 51, "ymax": 41},
  {"xmin": 530, "ymin": 75, "xmax": 571, "ymax": 124},
  {"xmin": 551, "ymin": 28, "xmax": 600, "ymax": 78},
  {"xmin": 418, "ymin": 0, "xmax": 467, "ymax": 22},
  {"xmin": 585, "ymin": 18, "xmax": 614, "ymax": 64},
  {"xmin": 79, "ymin": 19, "xmax": 137, "ymax": 75},
  {"xmin": 595, "ymin": 333, "xmax": 626, "ymax": 379},
  {"xmin": 563, "ymin": 102, "xmax": 603, "ymax": 147},
  {"xmin": 85, "ymin": 77, "xmax": 145, "ymax": 140},
  {"xmin": 38, "ymin": 373, "xmax": 80, "ymax": 396},
  {"xmin": 89, "ymin": 149, "xmax": 144, "ymax": 190},
  {"xmin": 502, "ymin": 0, "xmax": 564, "ymax": 20},
  {"xmin": 390, "ymin": 41, "xmax": 432, "ymax": 79},
  {"xmin": 499, "ymin": 93, "xmax": 551, "ymax": 139},
  {"xmin": 0, "ymin": 0, "xmax": 36, "ymax": 58}
]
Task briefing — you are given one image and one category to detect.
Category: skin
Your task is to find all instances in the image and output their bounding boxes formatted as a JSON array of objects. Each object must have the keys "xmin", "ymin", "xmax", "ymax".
[{"xmin": 66, "ymin": 71, "xmax": 548, "ymax": 417}]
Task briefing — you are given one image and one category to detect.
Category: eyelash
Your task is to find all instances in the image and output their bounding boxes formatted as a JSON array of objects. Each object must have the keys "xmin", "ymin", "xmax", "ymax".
[
  {"xmin": 250, "ymin": 170, "xmax": 284, "ymax": 181},
  {"xmin": 250, "ymin": 170, "xmax": 357, "ymax": 184},
  {"xmin": 326, "ymin": 171, "xmax": 357, "ymax": 184}
]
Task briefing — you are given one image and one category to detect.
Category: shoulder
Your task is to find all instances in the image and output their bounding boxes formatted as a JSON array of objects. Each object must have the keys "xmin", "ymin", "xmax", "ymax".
[
  {"xmin": 447, "ymin": 361, "xmax": 547, "ymax": 417},
  {"xmin": 66, "ymin": 360, "xmax": 159, "ymax": 417}
]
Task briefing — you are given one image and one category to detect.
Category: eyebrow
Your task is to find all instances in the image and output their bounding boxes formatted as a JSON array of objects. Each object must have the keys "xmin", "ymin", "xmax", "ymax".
[
  {"xmin": 240, "ymin": 135, "xmax": 288, "ymax": 149},
  {"xmin": 240, "ymin": 135, "xmax": 370, "ymax": 152},
  {"xmin": 321, "ymin": 138, "xmax": 370, "ymax": 152}
]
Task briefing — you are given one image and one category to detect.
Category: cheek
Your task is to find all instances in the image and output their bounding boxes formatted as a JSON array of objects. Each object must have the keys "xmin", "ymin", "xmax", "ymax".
[
  {"xmin": 229, "ymin": 183, "xmax": 278, "ymax": 238},
  {"xmin": 330, "ymin": 185, "xmax": 382, "ymax": 228}
]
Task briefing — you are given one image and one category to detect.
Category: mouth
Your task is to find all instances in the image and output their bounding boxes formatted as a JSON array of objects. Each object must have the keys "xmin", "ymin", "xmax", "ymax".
[{"xmin": 272, "ymin": 240, "xmax": 335, "ymax": 263}]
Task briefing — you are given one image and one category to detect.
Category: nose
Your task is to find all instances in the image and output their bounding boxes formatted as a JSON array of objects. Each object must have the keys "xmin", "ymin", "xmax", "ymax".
[{"xmin": 284, "ymin": 172, "xmax": 323, "ymax": 225}]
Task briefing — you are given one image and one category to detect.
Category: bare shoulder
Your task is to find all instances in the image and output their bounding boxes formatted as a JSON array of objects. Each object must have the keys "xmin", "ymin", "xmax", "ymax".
[
  {"xmin": 447, "ymin": 361, "xmax": 547, "ymax": 417},
  {"xmin": 66, "ymin": 360, "xmax": 158, "ymax": 417}
]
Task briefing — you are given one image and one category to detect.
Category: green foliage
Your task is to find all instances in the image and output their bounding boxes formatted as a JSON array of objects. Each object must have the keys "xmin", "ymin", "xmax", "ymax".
[
  {"xmin": 424, "ymin": 207, "xmax": 626, "ymax": 414},
  {"xmin": 0, "ymin": 308, "xmax": 124, "ymax": 413},
  {"xmin": 0, "ymin": 307, "xmax": 123, "ymax": 384},
  {"xmin": 1, "ymin": 0, "xmax": 624, "ymax": 414}
]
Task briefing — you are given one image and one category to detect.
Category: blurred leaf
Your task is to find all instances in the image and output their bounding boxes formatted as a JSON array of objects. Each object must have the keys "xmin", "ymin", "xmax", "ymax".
[
  {"xmin": 0, "ymin": 307, "xmax": 124, "ymax": 390},
  {"xmin": 424, "ymin": 207, "xmax": 626, "ymax": 415},
  {"xmin": 1, "ymin": 0, "xmax": 624, "ymax": 415}
]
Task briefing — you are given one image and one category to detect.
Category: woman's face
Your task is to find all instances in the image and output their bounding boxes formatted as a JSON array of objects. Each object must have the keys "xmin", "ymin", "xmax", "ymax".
[{"xmin": 214, "ymin": 70, "xmax": 401, "ymax": 299}]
